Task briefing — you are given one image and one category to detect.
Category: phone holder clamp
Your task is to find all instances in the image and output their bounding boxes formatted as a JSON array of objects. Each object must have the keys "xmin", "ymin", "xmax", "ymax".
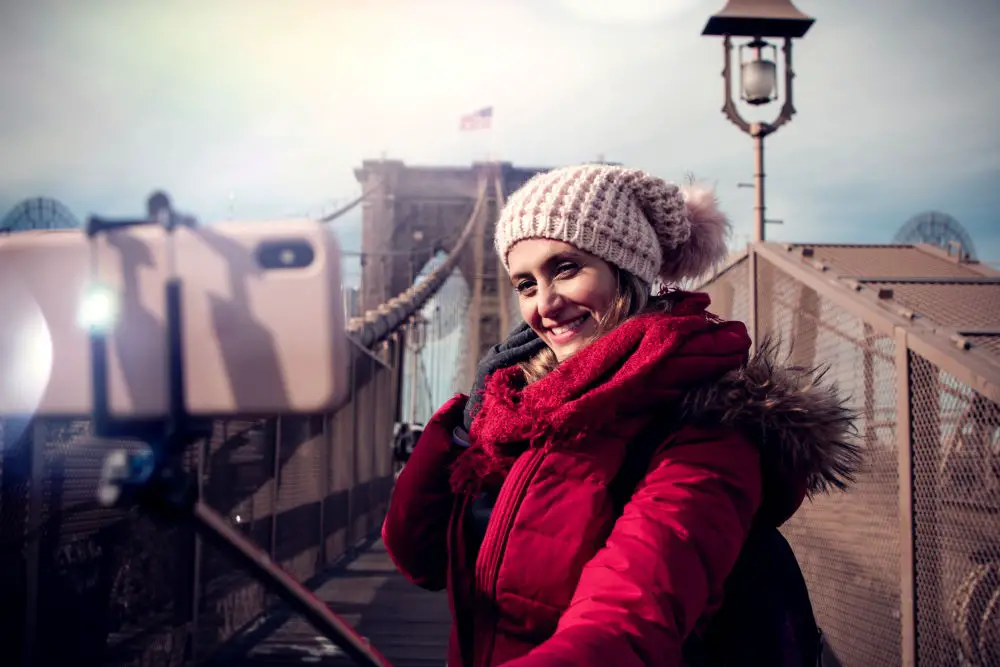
[{"xmin": 86, "ymin": 192, "xmax": 390, "ymax": 667}]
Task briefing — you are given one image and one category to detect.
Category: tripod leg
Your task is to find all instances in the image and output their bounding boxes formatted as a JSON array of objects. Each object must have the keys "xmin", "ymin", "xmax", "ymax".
[{"xmin": 189, "ymin": 501, "xmax": 391, "ymax": 667}]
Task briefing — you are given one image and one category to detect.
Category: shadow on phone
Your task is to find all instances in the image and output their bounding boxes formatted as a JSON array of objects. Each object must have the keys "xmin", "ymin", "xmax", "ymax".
[
  {"xmin": 105, "ymin": 232, "xmax": 165, "ymax": 413},
  {"xmin": 196, "ymin": 226, "xmax": 290, "ymax": 414},
  {"xmin": 106, "ymin": 226, "xmax": 291, "ymax": 419}
]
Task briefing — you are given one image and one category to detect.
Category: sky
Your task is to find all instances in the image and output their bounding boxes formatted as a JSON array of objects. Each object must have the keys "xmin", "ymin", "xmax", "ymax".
[
  {"xmin": 1, "ymin": 0, "xmax": 997, "ymax": 419},
  {"xmin": 1, "ymin": 0, "xmax": 998, "ymax": 277}
]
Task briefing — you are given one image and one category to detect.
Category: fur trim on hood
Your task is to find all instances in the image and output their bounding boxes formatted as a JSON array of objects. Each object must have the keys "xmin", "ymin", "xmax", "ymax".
[{"xmin": 678, "ymin": 336, "xmax": 861, "ymax": 498}]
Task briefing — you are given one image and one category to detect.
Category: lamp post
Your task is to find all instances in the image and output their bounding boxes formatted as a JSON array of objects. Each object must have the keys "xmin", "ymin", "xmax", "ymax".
[{"xmin": 702, "ymin": 1, "xmax": 815, "ymax": 242}]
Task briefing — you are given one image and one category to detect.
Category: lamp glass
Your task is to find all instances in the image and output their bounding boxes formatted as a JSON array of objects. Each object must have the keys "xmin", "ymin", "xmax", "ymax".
[{"xmin": 741, "ymin": 59, "xmax": 777, "ymax": 105}]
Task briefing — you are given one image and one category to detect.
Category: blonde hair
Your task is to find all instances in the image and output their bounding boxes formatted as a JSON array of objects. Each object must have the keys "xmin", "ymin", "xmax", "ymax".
[{"xmin": 519, "ymin": 269, "xmax": 671, "ymax": 384}]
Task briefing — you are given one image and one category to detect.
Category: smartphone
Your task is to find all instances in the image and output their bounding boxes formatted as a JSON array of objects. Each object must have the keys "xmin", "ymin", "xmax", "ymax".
[{"xmin": 0, "ymin": 219, "xmax": 350, "ymax": 419}]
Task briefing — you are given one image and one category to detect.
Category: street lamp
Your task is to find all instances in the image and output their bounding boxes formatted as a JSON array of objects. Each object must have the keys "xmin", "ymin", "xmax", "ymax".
[
  {"xmin": 702, "ymin": 0, "xmax": 815, "ymax": 242},
  {"xmin": 738, "ymin": 182, "xmax": 784, "ymax": 225}
]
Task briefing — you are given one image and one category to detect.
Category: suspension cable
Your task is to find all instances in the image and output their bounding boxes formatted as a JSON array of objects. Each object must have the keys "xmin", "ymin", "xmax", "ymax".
[
  {"xmin": 318, "ymin": 180, "xmax": 383, "ymax": 224},
  {"xmin": 348, "ymin": 171, "xmax": 494, "ymax": 348}
]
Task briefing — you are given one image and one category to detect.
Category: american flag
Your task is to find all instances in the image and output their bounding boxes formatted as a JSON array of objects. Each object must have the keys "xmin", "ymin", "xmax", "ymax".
[{"xmin": 459, "ymin": 106, "xmax": 493, "ymax": 131}]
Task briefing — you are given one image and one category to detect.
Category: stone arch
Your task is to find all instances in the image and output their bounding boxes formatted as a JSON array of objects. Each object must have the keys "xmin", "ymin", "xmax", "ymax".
[{"xmin": 353, "ymin": 160, "xmax": 549, "ymax": 384}]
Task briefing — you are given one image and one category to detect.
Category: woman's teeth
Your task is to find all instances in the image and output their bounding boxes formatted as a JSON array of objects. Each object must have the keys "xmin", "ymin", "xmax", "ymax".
[{"xmin": 550, "ymin": 315, "xmax": 587, "ymax": 336}]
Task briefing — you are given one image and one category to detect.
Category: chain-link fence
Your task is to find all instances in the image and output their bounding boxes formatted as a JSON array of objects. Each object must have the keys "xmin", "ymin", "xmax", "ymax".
[
  {"xmin": 701, "ymin": 244, "xmax": 1000, "ymax": 666},
  {"xmin": 757, "ymin": 256, "xmax": 903, "ymax": 666},
  {"xmin": 700, "ymin": 254, "xmax": 750, "ymax": 328},
  {"xmin": 911, "ymin": 355, "xmax": 1000, "ymax": 666},
  {"xmin": 0, "ymin": 334, "xmax": 402, "ymax": 667}
]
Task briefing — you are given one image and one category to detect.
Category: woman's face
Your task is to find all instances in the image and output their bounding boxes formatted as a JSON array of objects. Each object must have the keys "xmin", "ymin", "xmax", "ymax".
[{"xmin": 507, "ymin": 239, "xmax": 618, "ymax": 362}]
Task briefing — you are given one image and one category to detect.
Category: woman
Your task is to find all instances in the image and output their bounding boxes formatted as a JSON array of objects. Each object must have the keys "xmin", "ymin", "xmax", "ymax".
[{"xmin": 383, "ymin": 164, "xmax": 859, "ymax": 667}]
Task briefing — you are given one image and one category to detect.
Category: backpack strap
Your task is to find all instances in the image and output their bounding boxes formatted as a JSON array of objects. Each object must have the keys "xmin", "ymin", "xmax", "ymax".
[{"xmin": 607, "ymin": 412, "xmax": 679, "ymax": 515}]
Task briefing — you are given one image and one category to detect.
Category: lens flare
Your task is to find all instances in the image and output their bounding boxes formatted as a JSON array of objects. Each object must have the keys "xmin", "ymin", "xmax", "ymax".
[
  {"xmin": 78, "ymin": 284, "xmax": 119, "ymax": 332},
  {"xmin": 0, "ymin": 272, "xmax": 54, "ymax": 416}
]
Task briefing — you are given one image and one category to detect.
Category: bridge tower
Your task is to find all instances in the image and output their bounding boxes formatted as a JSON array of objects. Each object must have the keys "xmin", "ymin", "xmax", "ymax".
[{"xmin": 354, "ymin": 160, "xmax": 548, "ymax": 392}]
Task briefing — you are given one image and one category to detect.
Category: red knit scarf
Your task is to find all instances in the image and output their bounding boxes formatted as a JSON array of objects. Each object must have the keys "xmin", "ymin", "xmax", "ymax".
[{"xmin": 448, "ymin": 293, "xmax": 751, "ymax": 496}]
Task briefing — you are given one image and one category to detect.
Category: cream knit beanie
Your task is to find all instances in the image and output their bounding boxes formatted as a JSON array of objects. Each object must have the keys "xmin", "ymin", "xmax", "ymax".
[{"xmin": 495, "ymin": 164, "xmax": 730, "ymax": 285}]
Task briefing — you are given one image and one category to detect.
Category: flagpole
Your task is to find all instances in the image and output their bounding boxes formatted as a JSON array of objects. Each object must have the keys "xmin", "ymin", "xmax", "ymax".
[
  {"xmin": 483, "ymin": 108, "xmax": 492, "ymax": 163},
  {"xmin": 489, "ymin": 108, "xmax": 497, "ymax": 164}
]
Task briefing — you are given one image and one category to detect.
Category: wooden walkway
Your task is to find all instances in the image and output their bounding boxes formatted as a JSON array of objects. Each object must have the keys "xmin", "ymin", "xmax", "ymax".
[{"xmin": 210, "ymin": 540, "xmax": 450, "ymax": 666}]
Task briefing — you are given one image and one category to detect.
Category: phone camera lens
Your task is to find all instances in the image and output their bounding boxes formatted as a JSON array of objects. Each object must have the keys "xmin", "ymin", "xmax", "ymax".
[{"xmin": 257, "ymin": 240, "xmax": 315, "ymax": 270}]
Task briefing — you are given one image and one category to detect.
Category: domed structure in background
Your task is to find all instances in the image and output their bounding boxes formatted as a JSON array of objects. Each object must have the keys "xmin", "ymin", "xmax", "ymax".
[
  {"xmin": 893, "ymin": 211, "xmax": 977, "ymax": 260},
  {"xmin": 0, "ymin": 197, "xmax": 80, "ymax": 232}
]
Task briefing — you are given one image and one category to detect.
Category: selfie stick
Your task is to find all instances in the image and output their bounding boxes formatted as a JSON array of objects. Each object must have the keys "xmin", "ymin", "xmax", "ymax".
[{"xmin": 86, "ymin": 194, "xmax": 391, "ymax": 667}]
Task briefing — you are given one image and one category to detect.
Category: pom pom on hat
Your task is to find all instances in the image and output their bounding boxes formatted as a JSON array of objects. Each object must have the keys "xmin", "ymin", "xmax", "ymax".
[
  {"xmin": 658, "ymin": 182, "xmax": 731, "ymax": 284},
  {"xmin": 494, "ymin": 164, "xmax": 731, "ymax": 286}
]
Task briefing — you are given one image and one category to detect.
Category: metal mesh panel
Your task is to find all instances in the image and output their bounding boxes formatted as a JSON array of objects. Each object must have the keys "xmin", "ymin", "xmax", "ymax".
[
  {"xmin": 757, "ymin": 256, "xmax": 903, "ymax": 666},
  {"xmin": 356, "ymin": 353, "xmax": 380, "ymax": 539},
  {"xmin": 866, "ymin": 282, "xmax": 1000, "ymax": 330},
  {"xmin": 0, "ymin": 415, "xmax": 280, "ymax": 665},
  {"xmin": 274, "ymin": 415, "xmax": 323, "ymax": 582},
  {"xmin": 701, "ymin": 257, "xmax": 749, "ymax": 324},
  {"xmin": 0, "ymin": 417, "xmax": 31, "ymax": 665},
  {"xmin": 25, "ymin": 420, "xmax": 196, "ymax": 666},
  {"xmin": 910, "ymin": 354, "xmax": 1000, "ymax": 666},
  {"xmin": 325, "ymin": 351, "xmax": 359, "ymax": 561},
  {"xmin": 195, "ymin": 419, "xmax": 273, "ymax": 659},
  {"xmin": 795, "ymin": 245, "xmax": 984, "ymax": 279},
  {"xmin": 373, "ymin": 342, "xmax": 396, "ymax": 523}
]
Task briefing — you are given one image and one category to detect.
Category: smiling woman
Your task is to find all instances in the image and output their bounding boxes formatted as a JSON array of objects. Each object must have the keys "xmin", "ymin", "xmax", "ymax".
[
  {"xmin": 493, "ymin": 163, "xmax": 727, "ymax": 381},
  {"xmin": 507, "ymin": 239, "xmax": 653, "ymax": 382},
  {"xmin": 383, "ymin": 162, "xmax": 860, "ymax": 667}
]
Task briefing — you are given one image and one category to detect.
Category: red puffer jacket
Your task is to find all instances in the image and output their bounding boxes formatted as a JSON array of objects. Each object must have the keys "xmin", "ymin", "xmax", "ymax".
[{"xmin": 383, "ymin": 293, "xmax": 857, "ymax": 667}]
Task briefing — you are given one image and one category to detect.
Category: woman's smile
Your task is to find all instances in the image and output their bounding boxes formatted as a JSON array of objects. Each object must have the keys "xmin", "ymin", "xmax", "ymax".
[
  {"xmin": 506, "ymin": 239, "xmax": 618, "ymax": 362},
  {"xmin": 544, "ymin": 313, "xmax": 592, "ymax": 345}
]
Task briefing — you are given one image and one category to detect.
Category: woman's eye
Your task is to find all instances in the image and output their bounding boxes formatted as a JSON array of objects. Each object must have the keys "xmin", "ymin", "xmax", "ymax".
[
  {"xmin": 556, "ymin": 262, "xmax": 579, "ymax": 276},
  {"xmin": 514, "ymin": 280, "xmax": 535, "ymax": 294}
]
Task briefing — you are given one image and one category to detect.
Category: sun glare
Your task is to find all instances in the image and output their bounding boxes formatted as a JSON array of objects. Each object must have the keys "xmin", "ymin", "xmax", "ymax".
[
  {"xmin": 0, "ymin": 284, "xmax": 54, "ymax": 416},
  {"xmin": 553, "ymin": 0, "xmax": 703, "ymax": 25}
]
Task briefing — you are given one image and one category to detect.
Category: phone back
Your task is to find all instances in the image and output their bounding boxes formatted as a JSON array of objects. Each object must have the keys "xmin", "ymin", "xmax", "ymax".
[
  {"xmin": 173, "ymin": 220, "xmax": 349, "ymax": 417},
  {"xmin": 0, "ymin": 220, "xmax": 350, "ymax": 419}
]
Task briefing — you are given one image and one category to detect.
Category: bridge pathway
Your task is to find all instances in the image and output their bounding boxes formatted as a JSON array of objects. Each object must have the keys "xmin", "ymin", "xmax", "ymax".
[{"xmin": 210, "ymin": 540, "xmax": 450, "ymax": 667}]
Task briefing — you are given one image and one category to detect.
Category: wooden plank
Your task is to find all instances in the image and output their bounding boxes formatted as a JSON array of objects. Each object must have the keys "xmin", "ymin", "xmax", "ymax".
[{"xmin": 215, "ymin": 540, "xmax": 450, "ymax": 667}]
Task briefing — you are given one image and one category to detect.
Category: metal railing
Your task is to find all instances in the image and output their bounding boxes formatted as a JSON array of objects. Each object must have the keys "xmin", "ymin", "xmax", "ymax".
[
  {"xmin": 0, "ymin": 345, "xmax": 400, "ymax": 666},
  {"xmin": 699, "ymin": 243, "xmax": 1000, "ymax": 667},
  {"xmin": 0, "ymin": 173, "xmax": 496, "ymax": 666}
]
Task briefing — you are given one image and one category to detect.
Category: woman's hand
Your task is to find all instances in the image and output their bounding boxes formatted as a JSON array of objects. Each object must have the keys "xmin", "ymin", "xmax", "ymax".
[{"xmin": 463, "ymin": 321, "xmax": 545, "ymax": 431}]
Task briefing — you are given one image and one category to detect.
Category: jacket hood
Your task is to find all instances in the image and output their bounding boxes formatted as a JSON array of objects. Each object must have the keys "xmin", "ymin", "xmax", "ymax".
[
  {"xmin": 450, "ymin": 292, "xmax": 861, "ymax": 524},
  {"xmin": 678, "ymin": 336, "xmax": 861, "ymax": 524}
]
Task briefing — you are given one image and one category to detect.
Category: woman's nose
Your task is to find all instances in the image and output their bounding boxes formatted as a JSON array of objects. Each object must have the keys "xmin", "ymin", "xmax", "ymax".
[{"xmin": 536, "ymin": 284, "xmax": 564, "ymax": 319}]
